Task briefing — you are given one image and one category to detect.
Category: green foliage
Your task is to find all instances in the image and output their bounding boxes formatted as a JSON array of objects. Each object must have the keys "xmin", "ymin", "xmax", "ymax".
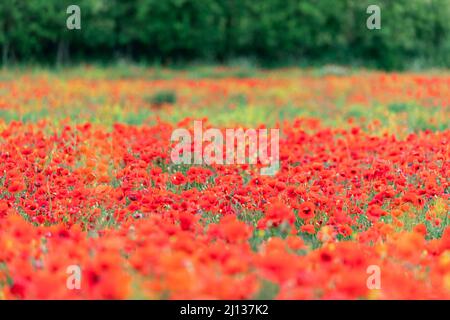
[
  {"xmin": 253, "ymin": 279, "xmax": 280, "ymax": 300},
  {"xmin": 146, "ymin": 90, "xmax": 177, "ymax": 106},
  {"xmin": 0, "ymin": 0, "xmax": 449, "ymax": 69}
]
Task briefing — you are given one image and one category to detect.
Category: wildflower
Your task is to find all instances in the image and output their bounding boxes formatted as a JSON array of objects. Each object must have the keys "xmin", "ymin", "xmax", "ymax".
[{"xmin": 298, "ymin": 201, "xmax": 316, "ymax": 220}]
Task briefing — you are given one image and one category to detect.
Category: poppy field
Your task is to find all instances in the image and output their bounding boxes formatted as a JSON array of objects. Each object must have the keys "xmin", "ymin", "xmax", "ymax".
[{"xmin": 0, "ymin": 67, "xmax": 449, "ymax": 299}]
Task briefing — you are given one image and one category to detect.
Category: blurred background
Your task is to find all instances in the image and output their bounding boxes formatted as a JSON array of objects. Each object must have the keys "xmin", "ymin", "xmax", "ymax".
[{"xmin": 0, "ymin": 0, "xmax": 449, "ymax": 70}]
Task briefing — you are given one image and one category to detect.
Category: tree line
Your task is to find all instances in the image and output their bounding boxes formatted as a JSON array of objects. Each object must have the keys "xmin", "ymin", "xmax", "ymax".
[{"xmin": 0, "ymin": 0, "xmax": 449, "ymax": 70}]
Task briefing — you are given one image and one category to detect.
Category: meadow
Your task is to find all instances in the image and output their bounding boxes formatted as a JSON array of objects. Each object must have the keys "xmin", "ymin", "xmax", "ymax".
[{"xmin": 0, "ymin": 66, "xmax": 449, "ymax": 299}]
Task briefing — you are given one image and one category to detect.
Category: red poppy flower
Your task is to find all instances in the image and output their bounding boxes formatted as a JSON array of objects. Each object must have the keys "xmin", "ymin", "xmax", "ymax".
[
  {"xmin": 171, "ymin": 172, "xmax": 186, "ymax": 186},
  {"xmin": 298, "ymin": 201, "xmax": 315, "ymax": 220},
  {"xmin": 264, "ymin": 201, "xmax": 296, "ymax": 227},
  {"xmin": 300, "ymin": 224, "xmax": 315, "ymax": 234}
]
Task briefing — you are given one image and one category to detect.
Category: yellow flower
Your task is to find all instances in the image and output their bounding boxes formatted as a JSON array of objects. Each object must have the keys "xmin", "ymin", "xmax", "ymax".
[
  {"xmin": 439, "ymin": 250, "xmax": 450, "ymax": 270},
  {"xmin": 6, "ymin": 238, "xmax": 14, "ymax": 250},
  {"xmin": 444, "ymin": 273, "xmax": 450, "ymax": 291},
  {"xmin": 375, "ymin": 243, "xmax": 387, "ymax": 259},
  {"xmin": 432, "ymin": 198, "xmax": 448, "ymax": 217},
  {"xmin": 367, "ymin": 289, "xmax": 382, "ymax": 300}
]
